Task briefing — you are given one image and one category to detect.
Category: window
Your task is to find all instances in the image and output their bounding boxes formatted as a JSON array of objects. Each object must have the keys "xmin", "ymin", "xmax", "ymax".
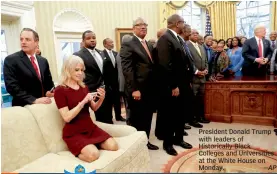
[
  {"xmin": 60, "ymin": 41, "xmax": 81, "ymax": 68},
  {"xmin": 236, "ymin": 1, "xmax": 271, "ymax": 38},
  {"xmin": 178, "ymin": 1, "xmax": 206, "ymax": 34},
  {"xmin": 54, "ymin": 34, "xmax": 82, "ymax": 77},
  {"xmin": 1, "ymin": 30, "xmax": 12, "ymax": 107}
]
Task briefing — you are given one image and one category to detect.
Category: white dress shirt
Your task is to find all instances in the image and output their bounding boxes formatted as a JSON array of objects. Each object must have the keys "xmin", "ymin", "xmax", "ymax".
[
  {"xmin": 189, "ymin": 40, "xmax": 202, "ymax": 57},
  {"xmin": 105, "ymin": 48, "xmax": 116, "ymax": 67},
  {"xmin": 27, "ymin": 54, "xmax": 41, "ymax": 77},
  {"xmin": 255, "ymin": 36, "xmax": 264, "ymax": 57}
]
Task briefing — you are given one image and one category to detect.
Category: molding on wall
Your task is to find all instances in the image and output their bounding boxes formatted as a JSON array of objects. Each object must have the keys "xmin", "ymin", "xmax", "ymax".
[
  {"xmin": 1, "ymin": 1, "xmax": 34, "ymax": 17},
  {"xmin": 53, "ymin": 8, "xmax": 93, "ymax": 32}
]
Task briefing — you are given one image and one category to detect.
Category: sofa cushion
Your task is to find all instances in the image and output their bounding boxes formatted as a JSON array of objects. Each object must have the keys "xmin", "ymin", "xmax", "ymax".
[
  {"xmin": 57, "ymin": 131, "xmax": 148, "ymax": 172},
  {"xmin": 25, "ymin": 102, "xmax": 68, "ymax": 153},
  {"xmin": 14, "ymin": 131, "xmax": 148, "ymax": 173},
  {"xmin": 1, "ymin": 107, "xmax": 48, "ymax": 172}
]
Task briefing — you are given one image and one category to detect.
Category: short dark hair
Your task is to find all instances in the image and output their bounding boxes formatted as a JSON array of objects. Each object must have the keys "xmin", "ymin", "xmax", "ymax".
[
  {"xmin": 217, "ymin": 39, "xmax": 225, "ymax": 44},
  {"xmin": 204, "ymin": 34, "xmax": 212, "ymax": 40},
  {"xmin": 229, "ymin": 36, "xmax": 242, "ymax": 49},
  {"xmin": 21, "ymin": 28, "xmax": 39, "ymax": 41},
  {"xmin": 212, "ymin": 39, "xmax": 218, "ymax": 42},
  {"xmin": 82, "ymin": 30, "xmax": 93, "ymax": 40},
  {"xmin": 103, "ymin": 38, "xmax": 110, "ymax": 45}
]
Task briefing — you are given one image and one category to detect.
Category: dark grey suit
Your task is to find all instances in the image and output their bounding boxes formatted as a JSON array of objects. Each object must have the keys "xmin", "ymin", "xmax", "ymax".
[
  {"xmin": 120, "ymin": 36, "xmax": 156, "ymax": 138},
  {"xmin": 186, "ymin": 41, "xmax": 208, "ymax": 121}
]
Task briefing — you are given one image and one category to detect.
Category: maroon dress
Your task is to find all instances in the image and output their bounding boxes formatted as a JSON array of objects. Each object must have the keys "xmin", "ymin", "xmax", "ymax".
[{"xmin": 54, "ymin": 85, "xmax": 111, "ymax": 156}]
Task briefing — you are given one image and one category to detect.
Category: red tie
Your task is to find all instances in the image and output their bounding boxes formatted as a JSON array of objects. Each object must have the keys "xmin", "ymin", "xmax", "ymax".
[
  {"xmin": 258, "ymin": 39, "xmax": 262, "ymax": 68},
  {"xmin": 30, "ymin": 56, "xmax": 44, "ymax": 96},
  {"xmin": 141, "ymin": 40, "xmax": 153, "ymax": 62},
  {"xmin": 30, "ymin": 56, "xmax": 41, "ymax": 79}
]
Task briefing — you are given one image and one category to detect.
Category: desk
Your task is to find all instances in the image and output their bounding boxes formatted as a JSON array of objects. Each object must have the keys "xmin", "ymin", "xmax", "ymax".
[{"xmin": 205, "ymin": 76, "xmax": 277, "ymax": 127}]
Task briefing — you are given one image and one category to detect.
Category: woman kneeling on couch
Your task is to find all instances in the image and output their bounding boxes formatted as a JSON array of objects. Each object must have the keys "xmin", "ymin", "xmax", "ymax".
[{"xmin": 54, "ymin": 55, "xmax": 118, "ymax": 162}]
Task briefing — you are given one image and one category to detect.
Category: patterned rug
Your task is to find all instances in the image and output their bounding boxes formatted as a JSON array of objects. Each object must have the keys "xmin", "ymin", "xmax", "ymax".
[{"xmin": 163, "ymin": 145, "xmax": 277, "ymax": 173}]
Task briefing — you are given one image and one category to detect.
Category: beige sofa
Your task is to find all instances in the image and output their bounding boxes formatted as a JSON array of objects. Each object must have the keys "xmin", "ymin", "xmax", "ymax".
[{"xmin": 1, "ymin": 101, "xmax": 150, "ymax": 173}]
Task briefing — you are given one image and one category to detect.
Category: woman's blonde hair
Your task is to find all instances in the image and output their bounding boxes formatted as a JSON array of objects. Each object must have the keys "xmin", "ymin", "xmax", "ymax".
[{"xmin": 59, "ymin": 55, "xmax": 86, "ymax": 88}]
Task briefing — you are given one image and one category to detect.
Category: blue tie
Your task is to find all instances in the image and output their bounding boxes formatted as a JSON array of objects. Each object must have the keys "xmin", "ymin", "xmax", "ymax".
[
  {"xmin": 207, "ymin": 48, "xmax": 212, "ymax": 63},
  {"xmin": 184, "ymin": 43, "xmax": 193, "ymax": 58}
]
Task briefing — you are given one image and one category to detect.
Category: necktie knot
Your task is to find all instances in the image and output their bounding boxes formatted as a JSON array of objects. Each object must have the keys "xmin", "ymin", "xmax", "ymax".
[{"xmin": 30, "ymin": 56, "xmax": 35, "ymax": 62}]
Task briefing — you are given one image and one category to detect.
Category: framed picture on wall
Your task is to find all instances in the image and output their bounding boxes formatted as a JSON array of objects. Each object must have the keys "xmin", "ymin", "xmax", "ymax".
[{"xmin": 115, "ymin": 28, "xmax": 133, "ymax": 51}]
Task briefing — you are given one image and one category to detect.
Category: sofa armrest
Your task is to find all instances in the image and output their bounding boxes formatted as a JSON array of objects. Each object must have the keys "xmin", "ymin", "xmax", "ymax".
[{"xmin": 94, "ymin": 121, "xmax": 137, "ymax": 137}]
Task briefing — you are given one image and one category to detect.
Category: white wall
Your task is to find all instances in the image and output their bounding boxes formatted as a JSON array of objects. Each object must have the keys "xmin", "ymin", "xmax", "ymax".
[
  {"xmin": 34, "ymin": 1, "xmax": 159, "ymax": 81},
  {"xmin": 1, "ymin": 1, "xmax": 36, "ymax": 54}
]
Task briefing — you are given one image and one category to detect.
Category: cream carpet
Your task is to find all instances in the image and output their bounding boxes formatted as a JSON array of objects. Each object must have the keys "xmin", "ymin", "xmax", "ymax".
[{"xmin": 114, "ymin": 111, "xmax": 277, "ymax": 173}]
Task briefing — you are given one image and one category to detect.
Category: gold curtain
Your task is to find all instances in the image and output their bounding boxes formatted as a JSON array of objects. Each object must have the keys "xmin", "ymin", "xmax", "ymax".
[
  {"xmin": 159, "ymin": 1, "xmax": 188, "ymax": 29},
  {"xmin": 271, "ymin": 1, "xmax": 277, "ymax": 31},
  {"xmin": 208, "ymin": 1, "xmax": 237, "ymax": 39}
]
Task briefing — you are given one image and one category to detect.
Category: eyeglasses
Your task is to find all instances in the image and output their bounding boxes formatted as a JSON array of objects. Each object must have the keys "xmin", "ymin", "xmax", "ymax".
[{"xmin": 134, "ymin": 23, "xmax": 148, "ymax": 27}]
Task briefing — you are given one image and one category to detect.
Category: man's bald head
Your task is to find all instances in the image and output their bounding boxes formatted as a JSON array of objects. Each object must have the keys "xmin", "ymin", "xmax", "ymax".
[
  {"xmin": 157, "ymin": 28, "xmax": 167, "ymax": 39},
  {"xmin": 167, "ymin": 14, "xmax": 185, "ymax": 34}
]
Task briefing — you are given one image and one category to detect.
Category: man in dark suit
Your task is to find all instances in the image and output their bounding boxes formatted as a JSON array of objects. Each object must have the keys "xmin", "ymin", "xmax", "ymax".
[
  {"xmin": 102, "ymin": 38, "xmax": 126, "ymax": 122},
  {"xmin": 186, "ymin": 29, "xmax": 210, "ymax": 125},
  {"xmin": 3, "ymin": 28, "xmax": 54, "ymax": 107},
  {"xmin": 156, "ymin": 14, "xmax": 193, "ymax": 156},
  {"xmin": 120, "ymin": 17, "xmax": 159, "ymax": 150},
  {"xmin": 179, "ymin": 23, "xmax": 204, "ymax": 130},
  {"xmin": 73, "ymin": 30, "xmax": 112, "ymax": 124},
  {"xmin": 116, "ymin": 35, "xmax": 133, "ymax": 124},
  {"xmin": 242, "ymin": 25, "xmax": 272, "ymax": 76}
]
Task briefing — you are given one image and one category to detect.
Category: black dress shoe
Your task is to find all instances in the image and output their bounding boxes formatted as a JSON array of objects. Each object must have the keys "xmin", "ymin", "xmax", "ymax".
[
  {"xmin": 116, "ymin": 116, "xmax": 126, "ymax": 121},
  {"xmin": 174, "ymin": 141, "xmax": 192, "ymax": 149},
  {"xmin": 183, "ymin": 130, "xmax": 188, "ymax": 136},
  {"xmin": 163, "ymin": 146, "xmax": 178, "ymax": 156},
  {"xmin": 198, "ymin": 117, "xmax": 210, "ymax": 124},
  {"xmin": 147, "ymin": 142, "xmax": 159, "ymax": 150},
  {"xmin": 189, "ymin": 122, "xmax": 203, "ymax": 128},
  {"xmin": 184, "ymin": 125, "xmax": 191, "ymax": 130}
]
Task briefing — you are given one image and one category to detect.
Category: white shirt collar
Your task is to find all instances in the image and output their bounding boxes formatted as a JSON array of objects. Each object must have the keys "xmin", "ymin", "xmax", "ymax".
[
  {"xmin": 86, "ymin": 48, "xmax": 96, "ymax": 53},
  {"xmin": 27, "ymin": 54, "xmax": 37, "ymax": 61},
  {"xmin": 168, "ymin": 29, "xmax": 178, "ymax": 40},
  {"xmin": 134, "ymin": 34, "xmax": 144, "ymax": 42},
  {"xmin": 255, "ymin": 36, "xmax": 262, "ymax": 42},
  {"xmin": 105, "ymin": 48, "xmax": 112, "ymax": 53},
  {"xmin": 189, "ymin": 40, "xmax": 198, "ymax": 46}
]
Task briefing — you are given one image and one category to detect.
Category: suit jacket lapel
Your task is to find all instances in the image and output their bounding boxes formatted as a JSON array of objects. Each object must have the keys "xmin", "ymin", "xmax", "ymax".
[
  {"xmin": 133, "ymin": 37, "xmax": 152, "ymax": 63},
  {"xmin": 103, "ymin": 49, "xmax": 114, "ymax": 68},
  {"xmin": 262, "ymin": 38, "xmax": 267, "ymax": 57},
  {"xmin": 36, "ymin": 56, "xmax": 44, "ymax": 82},
  {"xmin": 82, "ymin": 48, "xmax": 102, "ymax": 74},
  {"xmin": 252, "ymin": 37, "xmax": 259, "ymax": 55},
  {"xmin": 167, "ymin": 30, "xmax": 181, "ymax": 47},
  {"xmin": 19, "ymin": 50, "xmax": 40, "ymax": 81},
  {"xmin": 200, "ymin": 46, "xmax": 206, "ymax": 59}
]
